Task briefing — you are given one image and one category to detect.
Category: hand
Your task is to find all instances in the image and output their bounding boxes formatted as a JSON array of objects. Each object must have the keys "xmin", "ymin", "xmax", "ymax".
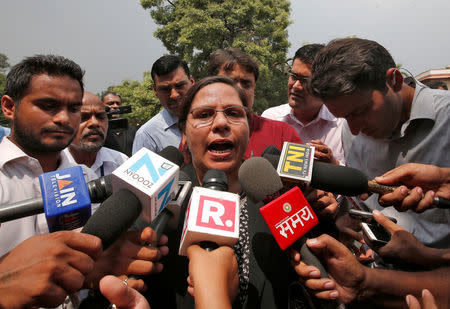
[
  {"xmin": 366, "ymin": 210, "xmax": 435, "ymax": 267},
  {"xmin": 406, "ymin": 289, "xmax": 438, "ymax": 309},
  {"xmin": 303, "ymin": 185, "xmax": 339, "ymax": 218},
  {"xmin": 291, "ymin": 234, "xmax": 367, "ymax": 304},
  {"xmin": 85, "ymin": 227, "xmax": 169, "ymax": 289},
  {"xmin": 309, "ymin": 140, "xmax": 339, "ymax": 165},
  {"xmin": 186, "ymin": 245, "xmax": 238, "ymax": 308},
  {"xmin": 100, "ymin": 275, "xmax": 150, "ymax": 309},
  {"xmin": 375, "ymin": 163, "xmax": 450, "ymax": 213},
  {"xmin": 335, "ymin": 213, "xmax": 364, "ymax": 245},
  {"xmin": 0, "ymin": 231, "xmax": 102, "ymax": 308}
]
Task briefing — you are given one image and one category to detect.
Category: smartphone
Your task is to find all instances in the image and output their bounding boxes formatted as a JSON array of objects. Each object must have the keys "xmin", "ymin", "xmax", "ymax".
[
  {"xmin": 349, "ymin": 209, "xmax": 397, "ymax": 224},
  {"xmin": 361, "ymin": 222, "xmax": 391, "ymax": 246}
]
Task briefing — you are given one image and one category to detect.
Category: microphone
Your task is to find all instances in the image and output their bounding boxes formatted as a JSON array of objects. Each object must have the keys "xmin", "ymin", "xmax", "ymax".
[
  {"xmin": 81, "ymin": 189, "xmax": 142, "ymax": 249},
  {"xmin": 238, "ymin": 157, "xmax": 328, "ymax": 277},
  {"xmin": 269, "ymin": 143, "xmax": 450, "ymax": 208},
  {"xmin": 0, "ymin": 166, "xmax": 113, "ymax": 231},
  {"xmin": 111, "ymin": 146, "xmax": 184, "ymax": 224},
  {"xmin": 179, "ymin": 169, "xmax": 240, "ymax": 256}
]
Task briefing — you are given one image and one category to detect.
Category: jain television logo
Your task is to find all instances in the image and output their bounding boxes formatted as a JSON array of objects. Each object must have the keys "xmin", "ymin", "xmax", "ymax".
[
  {"xmin": 196, "ymin": 196, "xmax": 237, "ymax": 232},
  {"xmin": 51, "ymin": 173, "xmax": 77, "ymax": 208}
]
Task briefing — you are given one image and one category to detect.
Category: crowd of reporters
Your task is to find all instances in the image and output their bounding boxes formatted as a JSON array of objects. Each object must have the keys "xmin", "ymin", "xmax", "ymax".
[{"xmin": 0, "ymin": 36, "xmax": 449, "ymax": 309}]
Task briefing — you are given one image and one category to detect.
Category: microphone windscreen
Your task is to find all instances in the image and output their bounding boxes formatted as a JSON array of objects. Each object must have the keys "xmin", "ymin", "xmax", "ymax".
[
  {"xmin": 239, "ymin": 157, "xmax": 283, "ymax": 202},
  {"xmin": 261, "ymin": 145, "xmax": 281, "ymax": 169},
  {"xmin": 81, "ymin": 189, "xmax": 142, "ymax": 249},
  {"xmin": 311, "ymin": 162, "xmax": 368, "ymax": 196},
  {"xmin": 158, "ymin": 146, "xmax": 184, "ymax": 166},
  {"xmin": 202, "ymin": 169, "xmax": 228, "ymax": 191}
]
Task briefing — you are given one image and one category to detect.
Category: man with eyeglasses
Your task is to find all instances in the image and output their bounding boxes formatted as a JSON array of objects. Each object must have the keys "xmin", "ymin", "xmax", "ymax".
[
  {"xmin": 208, "ymin": 48, "xmax": 302, "ymax": 159},
  {"xmin": 262, "ymin": 44, "xmax": 345, "ymax": 165},
  {"xmin": 132, "ymin": 55, "xmax": 194, "ymax": 154}
]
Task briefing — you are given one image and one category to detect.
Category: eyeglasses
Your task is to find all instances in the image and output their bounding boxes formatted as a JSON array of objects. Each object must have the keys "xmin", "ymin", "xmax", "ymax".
[
  {"xmin": 188, "ymin": 105, "xmax": 248, "ymax": 128},
  {"xmin": 288, "ymin": 70, "xmax": 310, "ymax": 88}
]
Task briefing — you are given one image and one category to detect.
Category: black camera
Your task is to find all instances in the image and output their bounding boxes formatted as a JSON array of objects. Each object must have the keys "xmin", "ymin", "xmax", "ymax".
[{"xmin": 105, "ymin": 105, "xmax": 132, "ymax": 132}]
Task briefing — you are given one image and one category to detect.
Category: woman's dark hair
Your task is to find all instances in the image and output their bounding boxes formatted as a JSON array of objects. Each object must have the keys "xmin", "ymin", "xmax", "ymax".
[{"xmin": 178, "ymin": 75, "xmax": 249, "ymax": 131}]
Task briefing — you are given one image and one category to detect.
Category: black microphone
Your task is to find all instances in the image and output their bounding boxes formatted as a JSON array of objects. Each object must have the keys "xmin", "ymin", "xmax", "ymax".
[
  {"xmin": 81, "ymin": 189, "xmax": 142, "ymax": 249},
  {"xmin": 263, "ymin": 145, "xmax": 450, "ymax": 208}
]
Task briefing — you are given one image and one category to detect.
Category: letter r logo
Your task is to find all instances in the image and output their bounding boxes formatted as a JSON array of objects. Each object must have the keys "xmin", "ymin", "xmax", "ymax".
[{"xmin": 196, "ymin": 196, "xmax": 236, "ymax": 232}]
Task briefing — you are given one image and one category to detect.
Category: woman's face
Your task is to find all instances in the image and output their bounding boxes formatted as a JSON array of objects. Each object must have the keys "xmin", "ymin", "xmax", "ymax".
[{"xmin": 183, "ymin": 82, "xmax": 250, "ymax": 178}]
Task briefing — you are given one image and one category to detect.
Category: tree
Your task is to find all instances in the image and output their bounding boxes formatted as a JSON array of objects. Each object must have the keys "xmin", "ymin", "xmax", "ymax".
[
  {"xmin": 101, "ymin": 71, "xmax": 161, "ymax": 127},
  {"xmin": 140, "ymin": 0, "xmax": 292, "ymax": 114}
]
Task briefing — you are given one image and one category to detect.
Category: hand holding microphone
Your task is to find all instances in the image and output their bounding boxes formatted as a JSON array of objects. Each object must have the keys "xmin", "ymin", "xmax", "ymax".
[
  {"xmin": 0, "ymin": 231, "xmax": 102, "ymax": 309},
  {"xmin": 186, "ymin": 244, "xmax": 239, "ymax": 309}
]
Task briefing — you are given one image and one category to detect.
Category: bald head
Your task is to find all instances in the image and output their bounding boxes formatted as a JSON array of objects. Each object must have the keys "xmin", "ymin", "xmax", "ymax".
[{"xmin": 70, "ymin": 91, "xmax": 108, "ymax": 153}]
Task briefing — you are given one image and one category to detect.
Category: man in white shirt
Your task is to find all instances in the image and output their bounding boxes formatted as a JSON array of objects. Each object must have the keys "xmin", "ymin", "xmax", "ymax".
[
  {"xmin": 262, "ymin": 44, "xmax": 345, "ymax": 165},
  {"xmin": 65, "ymin": 91, "xmax": 128, "ymax": 177},
  {"xmin": 0, "ymin": 55, "xmax": 167, "ymax": 308}
]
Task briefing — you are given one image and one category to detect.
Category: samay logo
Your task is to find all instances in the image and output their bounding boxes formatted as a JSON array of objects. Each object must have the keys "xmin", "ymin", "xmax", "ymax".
[{"xmin": 196, "ymin": 196, "xmax": 236, "ymax": 232}]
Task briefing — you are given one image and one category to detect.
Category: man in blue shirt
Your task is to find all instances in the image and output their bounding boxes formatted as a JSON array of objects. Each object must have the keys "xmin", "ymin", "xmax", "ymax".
[{"xmin": 132, "ymin": 55, "xmax": 194, "ymax": 154}]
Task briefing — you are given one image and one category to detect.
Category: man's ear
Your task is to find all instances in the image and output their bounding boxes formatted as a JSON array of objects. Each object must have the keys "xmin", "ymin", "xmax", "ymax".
[
  {"xmin": 190, "ymin": 75, "xmax": 195, "ymax": 85},
  {"xmin": 1, "ymin": 95, "xmax": 16, "ymax": 121},
  {"xmin": 386, "ymin": 68, "xmax": 403, "ymax": 92}
]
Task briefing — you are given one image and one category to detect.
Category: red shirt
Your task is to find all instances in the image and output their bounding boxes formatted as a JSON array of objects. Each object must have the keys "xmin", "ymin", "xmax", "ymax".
[{"xmin": 244, "ymin": 113, "xmax": 302, "ymax": 159}]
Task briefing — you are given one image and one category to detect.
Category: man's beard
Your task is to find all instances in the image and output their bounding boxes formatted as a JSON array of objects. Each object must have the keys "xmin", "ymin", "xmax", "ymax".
[
  {"xmin": 13, "ymin": 117, "xmax": 75, "ymax": 153},
  {"xmin": 80, "ymin": 129, "xmax": 105, "ymax": 152}
]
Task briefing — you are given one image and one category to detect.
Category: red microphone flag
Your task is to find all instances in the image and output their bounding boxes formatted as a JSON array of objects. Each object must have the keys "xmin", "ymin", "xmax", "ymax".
[{"xmin": 259, "ymin": 186, "xmax": 318, "ymax": 250}]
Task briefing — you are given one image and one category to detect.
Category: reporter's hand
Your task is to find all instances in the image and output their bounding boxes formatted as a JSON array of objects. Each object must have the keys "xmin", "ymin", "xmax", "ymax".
[
  {"xmin": 291, "ymin": 234, "xmax": 367, "ymax": 304},
  {"xmin": 375, "ymin": 163, "xmax": 450, "ymax": 213},
  {"xmin": 406, "ymin": 289, "xmax": 438, "ymax": 309},
  {"xmin": 0, "ymin": 231, "xmax": 102, "ymax": 308},
  {"xmin": 309, "ymin": 140, "xmax": 339, "ymax": 165},
  {"xmin": 366, "ymin": 210, "xmax": 435, "ymax": 267},
  {"xmin": 186, "ymin": 245, "xmax": 238, "ymax": 308},
  {"xmin": 85, "ymin": 227, "xmax": 169, "ymax": 289},
  {"xmin": 303, "ymin": 185, "xmax": 339, "ymax": 218},
  {"xmin": 100, "ymin": 275, "xmax": 150, "ymax": 309}
]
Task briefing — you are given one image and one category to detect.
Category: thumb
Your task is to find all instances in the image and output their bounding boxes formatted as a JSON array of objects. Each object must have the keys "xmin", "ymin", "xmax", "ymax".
[
  {"xmin": 99, "ymin": 275, "xmax": 150, "ymax": 309},
  {"xmin": 306, "ymin": 234, "xmax": 349, "ymax": 260},
  {"xmin": 372, "ymin": 210, "xmax": 402, "ymax": 234}
]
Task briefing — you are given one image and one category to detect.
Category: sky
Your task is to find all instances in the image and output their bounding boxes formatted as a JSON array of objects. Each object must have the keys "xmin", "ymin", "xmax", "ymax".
[{"xmin": 1, "ymin": 0, "xmax": 449, "ymax": 93}]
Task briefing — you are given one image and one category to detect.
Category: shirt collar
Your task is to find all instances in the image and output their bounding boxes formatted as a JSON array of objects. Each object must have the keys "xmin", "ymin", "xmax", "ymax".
[
  {"xmin": 288, "ymin": 104, "xmax": 337, "ymax": 127},
  {"xmin": 0, "ymin": 137, "xmax": 32, "ymax": 169},
  {"xmin": 398, "ymin": 82, "xmax": 436, "ymax": 137},
  {"xmin": 161, "ymin": 108, "xmax": 179, "ymax": 130}
]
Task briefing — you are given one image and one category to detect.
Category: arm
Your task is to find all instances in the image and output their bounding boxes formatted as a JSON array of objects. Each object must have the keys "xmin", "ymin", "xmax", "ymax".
[
  {"xmin": 186, "ymin": 244, "xmax": 239, "ymax": 309},
  {"xmin": 292, "ymin": 234, "xmax": 450, "ymax": 308},
  {"xmin": 84, "ymin": 227, "xmax": 169, "ymax": 290},
  {"xmin": 0, "ymin": 231, "xmax": 102, "ymax": 308},
  {"xmin": 367, "ymin": 210, "xmax": 450, "ymax": 268},
  {"xmin": 374, "ymin": 163, "xmax": 450, "ymax": 212}
]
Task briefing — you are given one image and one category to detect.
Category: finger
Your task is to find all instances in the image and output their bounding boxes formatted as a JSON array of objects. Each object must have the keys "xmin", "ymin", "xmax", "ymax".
[
  {"xmin": 398, "ymin": 187, "xmax": 424, "ymax": 212},
  {"xmin": 187, "ymin": 244, "xmax": 203, "ymax": 260},
  {"xmin": 415, "ymin": 191, "xmax": 436, "ymax": 213},
  {"xmin": 405, "ymin": 294, "xmax": 421, "ymax": 309},
  {"xmin": 32, "ymin": 283, "xmax": 70, "ymax": 308},
  {"xmin": 126, "ymin": 260, "xmax": 164, "ymax": 275},
  {"xmin": 294, "ymin": 260, "xmax": 322, "ymax": 279},
  {"xmin": 126, "ymin": 279, "xmax": 147, "ymax": 292},
  {"xmin": 313, "ymin": 289, "xmax": 340, "ymax": 300},
  {"xmin": 303, "ymin": 277, "xmax": 332, "ymax": 291},
  {"xmin": 54, "ymin": 266, "xmax": 86, "ymax": 294},
  {"xmin": 100, "ymin": 275, "xmax": 145, "ymax": 309},
  {"xmin": 375, "ymin": 165, "xmax": 413, "ymax": 185},
  {"xmin": 372, "ymin": 210, "xmax": 402, "ymax": 234},
  {"xmin": 63, "ymin": 232, "xmax": 103, "ymax": 259},
  {"xmin": 187, "ymin": 286, "xmax": 194, "ymax": 298},
  {"xmin": 421, "ymin": 289, "xmax": 438, "ymax": 309},
  {"xmin": 378, "ymin": 186, "xmax": 409, "ymax": 208},
  {"xmin": 159, "ymin": 234, "xmax": 169, "ymax": 245}
]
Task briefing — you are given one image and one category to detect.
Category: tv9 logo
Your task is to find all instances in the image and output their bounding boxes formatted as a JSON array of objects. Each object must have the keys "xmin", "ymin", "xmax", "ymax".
[{"xmin": 196, "ymin": 196, "xmax": 237, "ymax": 232}]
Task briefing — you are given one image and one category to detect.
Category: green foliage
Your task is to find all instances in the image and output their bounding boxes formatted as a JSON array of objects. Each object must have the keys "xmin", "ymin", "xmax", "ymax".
[
  {"xmin": 140, "ymin": 0, "xmax": 292, "ymax": 114},
  {"xmin": 0, "ymin": 53, "xmax": 9, "ymax": 73},
  {"xmin": 101, "ymin": 71, "xmax": 161, "ymax": 126}
]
